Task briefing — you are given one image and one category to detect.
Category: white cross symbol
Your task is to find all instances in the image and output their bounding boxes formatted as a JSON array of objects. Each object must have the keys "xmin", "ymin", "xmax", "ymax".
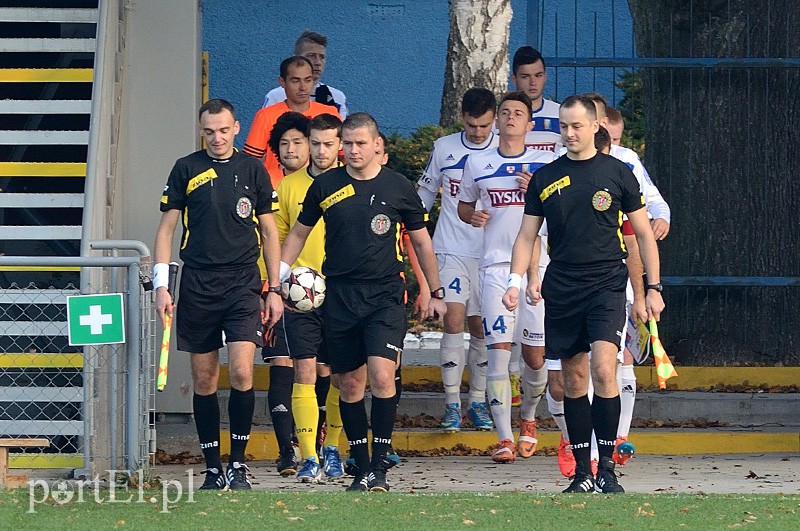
[{"xmin": 79, "ymin": 305, "xmax": 113, "ymax": 335}]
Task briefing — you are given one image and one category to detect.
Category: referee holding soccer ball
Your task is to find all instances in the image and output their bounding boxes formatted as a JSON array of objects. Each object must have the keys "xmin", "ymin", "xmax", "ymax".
[{"xmin": 280, "ymin": 112, "xmax": 447, "ymax": 492}]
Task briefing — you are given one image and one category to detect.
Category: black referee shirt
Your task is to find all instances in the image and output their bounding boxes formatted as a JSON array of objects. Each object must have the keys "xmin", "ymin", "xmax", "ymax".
[
  {"xmin": 525, "ymin": 152, "xmax": 644, "ymax": 268},
  {"xmin": 160, "ymin": 149, "xmax": 278, "ymax": 270},
  {"xmin": 297, "ymin": 166, "xmax": 427, "ymax": 281}
]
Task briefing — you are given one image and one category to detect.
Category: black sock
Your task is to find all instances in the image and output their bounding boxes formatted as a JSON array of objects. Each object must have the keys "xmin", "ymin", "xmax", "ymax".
[
  {"xmin": 268, "ymin": 365, "xmax": 295, "ymax": 454},
  {"xmin": 340, "ymin": 398, "xmax": 369, "ymax": 473},
  {"xmin": 193, "ymin": 392, "xmax": 222, "ymax": 471},
  {"xmin": 564, "ymin": 394, "xmax": 593, "ymax": 469},
  {"xmin": 394, "ymin": 367, "xmax": 402, "ymax": 405},
  {"xmin": 370, "ymin": 395, "xmax": 397, "ymax": 469},
  {"xmin": 591, "ymin": 394, "xmax": 621, "ymax": 460},
  {"xmin": 315, "ymin": 375, "xmax": 331, "ymax": 452},
  {"xmin": 228, "ymin": 387, "xmax": 255, "ymax": 464}
]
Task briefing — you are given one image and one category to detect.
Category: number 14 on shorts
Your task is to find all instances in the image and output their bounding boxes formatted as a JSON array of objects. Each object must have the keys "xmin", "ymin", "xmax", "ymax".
[{"xmin": 482, "ymin": 315, "xmax": 507, "ymax": 336}]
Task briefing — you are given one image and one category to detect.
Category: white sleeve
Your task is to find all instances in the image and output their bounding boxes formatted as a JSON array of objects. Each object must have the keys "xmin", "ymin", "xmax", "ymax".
[
  {"xmin": 642, "ymin": 166, "xmax": 670, "ymax": 223},
  {"xmin": 338, "ymin": 95, "xmax": 348, "ymax": 120},
  {"xmin": 417, "ymin": 187, "xmax": 438, "ymax": 213},
  {"xmin": 262, "ymin": 87, "xmax": 283, "ymax": 109},
  {"xmin": 628, "ymin": 155, "xmax": 671, "ymax": 223},
  {"xmin": 457, "ymin": 157, "xmax": 480, "ymax": 203},
  {"xmin": 418, "ymin": 142, "xmax": 443, "ymax": 194}
]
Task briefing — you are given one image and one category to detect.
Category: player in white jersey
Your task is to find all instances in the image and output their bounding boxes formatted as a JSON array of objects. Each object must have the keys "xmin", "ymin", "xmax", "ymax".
[
  {"xmin": 262, "ymin": 30, "xmax": 348, "ymax": 118},
  {"xmin": 511, "ymin": 46, "xmax": 563, "ymax": 153},
  {"xmin": 457, "ymin": 92, "xmax": 555, "ymax": 463},
  {"xmin": 418, "ymin": 88, "xmax": 499, "ymax": 433}
]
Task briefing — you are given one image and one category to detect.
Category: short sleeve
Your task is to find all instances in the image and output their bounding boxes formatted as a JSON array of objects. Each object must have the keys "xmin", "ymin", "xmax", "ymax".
[
  {"xmin": 524, "ymin": 168, "xmax": 545, "ymax": 216},
  {"xmin": 456, "ymin": 157, "xmax": 479, "ymax": 203},
  {"xmin": 160, "ymin": 161, "xmax": 186, "ymax": 212},
  {"xmin": 620, "ymin": 165, "xmax": 645, "ymax": 214},
  {"xmin": 417, "ymin": 142, "xmax": 443, "ymax": 193},
  {"xmin": 254, "ymin": 163, "xmax": 278, "ymax": 215},
  {"xmin": 398, "ymin": 177, "xmax": 428, "ymax": 231},
  {"xmin": 297, "ymin": 178, "xmax": 324, "ymax": 228}
]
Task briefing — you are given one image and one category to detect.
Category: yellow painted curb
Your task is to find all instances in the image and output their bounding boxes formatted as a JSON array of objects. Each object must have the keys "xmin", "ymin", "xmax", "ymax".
[
  {"xmin": 219, "ymin": 430, "xmax": 800, "ymax": 461},
  {"xmin": 9, "ymin": 454, "xmax": 84, "ymax": 469},
  {"xmin": 219, "ymin": 365, "xmax": 800, "ymax": 392}
]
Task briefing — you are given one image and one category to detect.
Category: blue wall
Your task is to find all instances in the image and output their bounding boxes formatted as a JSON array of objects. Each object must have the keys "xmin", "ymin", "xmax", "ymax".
[{"xmin": 201, "ymin": 0, "xmax": 634, "ymax": 144}]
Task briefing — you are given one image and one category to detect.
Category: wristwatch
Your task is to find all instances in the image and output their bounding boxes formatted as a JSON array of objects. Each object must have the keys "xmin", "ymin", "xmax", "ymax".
[
  {"xmin": 646, "ymin": 283, "xmax": 664, "ymax": 293},
  {"xmin": 262, "ymin": 285, "xmax": 282, "ymax": 298},
  {"xmin": 430, "ymin": 287, "xmax": 446, "ymax": 300}
]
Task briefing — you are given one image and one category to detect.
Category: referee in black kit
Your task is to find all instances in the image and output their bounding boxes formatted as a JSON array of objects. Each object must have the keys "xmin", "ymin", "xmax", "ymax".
[
  {"xmin": 502, "ymin": 95, "xmax": 664, "ymax": 494},
  {"xmin": 154, "ymin": 98, "xmax": 284, "ymax": 490},
  {"xmin": 279, "ymin": 112, "xmax": 447, "ymax": 492}
]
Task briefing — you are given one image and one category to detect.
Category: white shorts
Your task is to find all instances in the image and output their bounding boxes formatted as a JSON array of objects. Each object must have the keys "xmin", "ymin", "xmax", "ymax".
[
  {"xmin": 437, "ymin": 253, "xmax": 480, "ymax": 316},
  {"xmin": 545, "ymin": 358, "xmax": 562, "ymax": 371},
  {"xmin": 479, "ymin": 264, "xmax": 540, "ymax": 346}
]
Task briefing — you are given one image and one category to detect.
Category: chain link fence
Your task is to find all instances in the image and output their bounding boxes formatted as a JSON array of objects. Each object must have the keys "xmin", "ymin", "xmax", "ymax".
[{"xmin": 0, "ymin": 250, "xmax": 155, "ymax": 477}]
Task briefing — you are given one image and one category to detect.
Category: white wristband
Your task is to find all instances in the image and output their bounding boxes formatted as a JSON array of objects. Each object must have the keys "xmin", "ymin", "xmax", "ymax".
[
  {"xmin": 279, "ymin": 261, "xmax": 292, "ymax": 282},
  {"xmin": 153, "ymin": 263, "xmax": 169, "ymax": 289},
  {"xmin": 507, "ymin": 273, "xmax": 522, "ymax": 290}
]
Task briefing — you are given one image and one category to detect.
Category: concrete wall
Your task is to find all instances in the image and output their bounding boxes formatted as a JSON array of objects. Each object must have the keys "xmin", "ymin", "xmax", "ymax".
[
  {"xmin": 117, "ymin": 0, "xmax": 202, "ymax": 413},
  {"xmin": 201, "ymin": 0, "xmax": 634, "ymax": 142}
]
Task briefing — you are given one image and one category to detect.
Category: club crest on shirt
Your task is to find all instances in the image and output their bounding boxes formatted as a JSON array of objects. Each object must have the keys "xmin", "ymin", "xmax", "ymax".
[
  {"xmin": 370, "ymin": 213, "xmax": 391, "ymax": 235},
  {"xmin": 592, "ymin": 190, "xmax": 612, "ymax": 211},
  {"xmin": 236, "ymin": 197, "xmax": 253, "ymax": 218}
]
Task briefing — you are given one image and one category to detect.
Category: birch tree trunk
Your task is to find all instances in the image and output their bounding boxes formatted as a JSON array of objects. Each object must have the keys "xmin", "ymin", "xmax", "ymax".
[{"xmin": 440, "ymin": 0, "xmax": 512, "ymax": 127}]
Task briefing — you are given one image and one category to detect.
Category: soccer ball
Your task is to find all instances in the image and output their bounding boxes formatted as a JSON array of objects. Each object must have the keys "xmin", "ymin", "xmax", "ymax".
[{"xmin": 281, "ymin": 266, "xmax": 326, "ymax": 313}]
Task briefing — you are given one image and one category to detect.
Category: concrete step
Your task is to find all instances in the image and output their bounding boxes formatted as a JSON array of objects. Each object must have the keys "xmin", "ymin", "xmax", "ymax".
[
  {"xmin": 217, "ymin": 363, "xmax": 800, "ymax": 392},
  {"xmin": 154, "ymin": 421, "xmax": 800, "ymax": 461},
  {"xmin": 213, "ymin": 390, "xmax": 800, "ymax": 428}
]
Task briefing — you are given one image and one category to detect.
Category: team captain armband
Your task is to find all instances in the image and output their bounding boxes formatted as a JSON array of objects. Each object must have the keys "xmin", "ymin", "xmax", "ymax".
[{"xmin": 621, "ymin": 219, "xmax": 634, "ymax": 236}]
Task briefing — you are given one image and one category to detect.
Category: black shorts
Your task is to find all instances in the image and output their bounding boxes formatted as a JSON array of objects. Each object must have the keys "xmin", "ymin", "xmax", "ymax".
[
  {"xmin": 323, "ymin": 277, "xmax": 407, "ymax": 374},
  {"xmin": 261, "ymin": 308, "xmax": 327, "ymax": 363},
  {"xmin": 542, "ymin": 262, "xmax": 627, "ymax": 360},
  {"xmin": 175, "ymin": 264, "xmax": 262, "ymax": 353}
]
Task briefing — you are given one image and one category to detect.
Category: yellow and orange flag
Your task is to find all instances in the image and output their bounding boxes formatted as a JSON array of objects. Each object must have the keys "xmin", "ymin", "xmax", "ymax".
[{"xmin": 648, "ymin": 318, "xmax": 677, "ymax": 389}]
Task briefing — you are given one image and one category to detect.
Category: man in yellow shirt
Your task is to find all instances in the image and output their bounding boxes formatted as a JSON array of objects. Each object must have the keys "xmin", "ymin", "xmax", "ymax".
[{"xmin": 265, "ymin": 113, "xmax": 346, "ymax": 482}]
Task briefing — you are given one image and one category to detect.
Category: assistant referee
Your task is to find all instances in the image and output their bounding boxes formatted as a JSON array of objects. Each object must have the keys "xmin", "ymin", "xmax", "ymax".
[
  {"xmin": 154, "ymin": 98, "xmax": 283, "ymax": 490},
  {"xmin": 503, "ymin": 95, "xmax": 664, "ymax": 494}
]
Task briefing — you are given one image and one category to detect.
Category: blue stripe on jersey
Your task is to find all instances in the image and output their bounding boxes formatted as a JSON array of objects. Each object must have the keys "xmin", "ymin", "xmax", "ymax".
[
  {"xmin": 474, "ymin": 161, "xmax": 548, "ymax": 182},
  {"xmin": 441, "ymin": 154, "xmax": 469, "ymax": 172},
  {"xmin": 625, "ymin": 162, "xmax": 634, "ymax": 170},
  {"xmin": 531, "ymin": 118, "xmax": 560, "ymax": 133}
]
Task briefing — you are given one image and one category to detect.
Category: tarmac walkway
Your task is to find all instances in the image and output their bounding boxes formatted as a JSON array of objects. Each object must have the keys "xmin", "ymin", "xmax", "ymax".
[{"xmin": 154, "ymin": 453, "xmax": 800, "ymax": 494}]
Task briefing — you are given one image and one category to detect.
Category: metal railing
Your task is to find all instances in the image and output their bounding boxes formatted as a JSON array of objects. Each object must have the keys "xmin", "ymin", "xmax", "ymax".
[{"xmin": 0, "ymin": 241, "xmax": 155, "ymax": 477}]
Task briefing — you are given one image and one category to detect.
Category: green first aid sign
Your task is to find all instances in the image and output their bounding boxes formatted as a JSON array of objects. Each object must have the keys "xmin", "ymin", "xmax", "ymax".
[{"xmin": 67, "ymin": 293, "xmax": 125, "ymax": 346}]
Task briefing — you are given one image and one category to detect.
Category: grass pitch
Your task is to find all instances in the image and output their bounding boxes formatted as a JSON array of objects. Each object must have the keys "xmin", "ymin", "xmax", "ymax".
[{"xmin": 4, "ymin": 490, "xmax": 799, "ymax": 529}]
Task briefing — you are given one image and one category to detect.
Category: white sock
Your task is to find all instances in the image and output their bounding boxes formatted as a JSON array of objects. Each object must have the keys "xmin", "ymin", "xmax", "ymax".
[
  {"xmin": 618, "ymin": 364, "xmax": 636, "ymax": 438},
  {"xmin": 520, "ymin": 364, "xmax": 547, "ymax": 421},
  {"xmin": 487, "ymin": 348, "xmax": 513, "ymax": 441},
  {"xmin": 508, "ymin": 343, "xmax": 521, "ymax": 375},
  {"xmin": 440, "ymin": 333, "xmax": 465, "ymax": 407},
  {"xmin": 467, "ymin": 336, "xmax": 488, "ymax": 404},
  {"xmin": 546, "ymin": 386, "xmax": 569, "ymax": 440}
]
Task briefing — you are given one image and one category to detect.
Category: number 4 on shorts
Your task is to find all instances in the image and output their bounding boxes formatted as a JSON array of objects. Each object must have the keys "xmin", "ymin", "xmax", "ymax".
[{"xmin": 448, "ymin": 277, "xmax": 461, "ymax": 294}]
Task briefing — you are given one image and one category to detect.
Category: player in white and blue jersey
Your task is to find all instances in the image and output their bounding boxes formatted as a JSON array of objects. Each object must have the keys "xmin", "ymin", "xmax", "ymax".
[
  {"xmin": 417, "ymin": 88, "xmax": 499, "ymax": 433},
  {"xmin": 511, "ymin": 46, "xmax": 563, "ymax": 153},
  {"xmin": 457, "ymin": 91, "xmax": 555, "ymax": 463}
]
